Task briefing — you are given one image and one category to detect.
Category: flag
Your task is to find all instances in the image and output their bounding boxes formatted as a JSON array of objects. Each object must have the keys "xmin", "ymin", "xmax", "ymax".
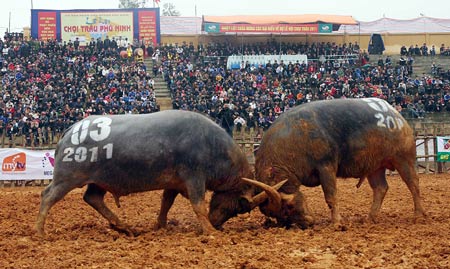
[{"xmin": 153, "ymin": 0, "xmax": 160, "ymax": 5}]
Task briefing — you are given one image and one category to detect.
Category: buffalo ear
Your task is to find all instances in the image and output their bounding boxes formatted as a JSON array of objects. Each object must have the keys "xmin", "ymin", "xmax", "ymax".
[{"xmin": 237, "ymin": 196, "xmax": 252, "ymax": 214}]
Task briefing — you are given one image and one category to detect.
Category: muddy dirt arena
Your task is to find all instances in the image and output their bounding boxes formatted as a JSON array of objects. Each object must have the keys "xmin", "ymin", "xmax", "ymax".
[{"xmin": 0, "ymin": 173, "xmax": 449, "ymax": 268}]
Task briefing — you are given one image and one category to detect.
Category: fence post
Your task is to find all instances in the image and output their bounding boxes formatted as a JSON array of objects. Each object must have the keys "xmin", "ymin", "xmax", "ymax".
[
  {"xmin": 424, "ymin": 136, "xmax": 430, "ymax": 174},
  {"xmin": 1, "ymin": 132, "xmax": 4, "ymax": 147},
  {"xmin": 433, "ymin": 127, "xmax": 437, "ymax": 174},
  {"xmin": 437, "ymin": 162, "xmax": 444, "ymax": 173}
]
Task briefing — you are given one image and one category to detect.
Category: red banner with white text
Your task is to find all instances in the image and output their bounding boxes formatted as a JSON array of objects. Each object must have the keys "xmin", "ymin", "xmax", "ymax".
[{"xmin": 38, "ymin": 12, "xmax": 57, "ymax": 40}]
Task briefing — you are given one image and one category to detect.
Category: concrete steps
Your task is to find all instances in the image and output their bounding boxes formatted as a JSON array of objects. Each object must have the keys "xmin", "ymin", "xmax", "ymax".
[
  {"xmin": 144, "ymin": 58, "xmax": 172, "ymax": 109},
  {"xmin": 153, "ymin": 81, "xmax": 171, "ymax": 98},
  {"xmin": 411, "ymin": 56, "xmax": 450, "ymax": 76},
  {"xmin": 157, "ymin": 97, "xmax": 173, "ymax": 111},
  {"xmin": 388, "ymin": 55, "xmax": 450, "ymax": 76}
]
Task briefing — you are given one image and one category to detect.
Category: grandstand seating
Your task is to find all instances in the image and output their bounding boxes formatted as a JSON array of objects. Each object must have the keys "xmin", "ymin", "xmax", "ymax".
[{"xmin": 0, "ymin": 37, "xmax": 450, "ymax": 150}]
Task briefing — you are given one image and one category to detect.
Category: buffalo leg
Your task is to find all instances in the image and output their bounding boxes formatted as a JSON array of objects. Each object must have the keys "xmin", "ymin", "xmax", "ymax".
[
  {"xmin": 36, "ymin": 181, "xmax": 75, "ymax": 236},
  {"xmin": 154, "ymin": 189, "xmax": 179, "ymax": 230},
  {"xmin": 288, "ymin": 191, "xmax": 315, "ymax": 228},
  {"xmin": 184, "ymin": 180, "xmax": 216, "ymax": 234},
  {"xmin": 367, "ymin": 168, "xmax": 389, "ymax": 222},
  {"xmin": 191, "ymin": 200, "xmax": 216, "ymax": 234},
  {"xmin": 318, "ymin": 165, "xmax": 342, "ymax": 225},
  {"xmin": 394, "ymin": 160, "xmax": 426, "ymax": 219},
  {"xmin": 83, "ymin": 184, "xmax": 134, "ymax": 236}
]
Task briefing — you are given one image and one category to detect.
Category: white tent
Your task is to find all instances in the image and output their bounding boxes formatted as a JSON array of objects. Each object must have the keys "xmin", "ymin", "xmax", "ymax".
[{"xmin": 338, "ymin": 17, "xmax": 450, "ymax": 34}]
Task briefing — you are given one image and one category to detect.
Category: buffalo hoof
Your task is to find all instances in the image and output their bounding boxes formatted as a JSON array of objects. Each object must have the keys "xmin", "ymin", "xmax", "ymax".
[
  {"xmin": 35, "ymin": 231, "xmax": 47, "ymax": 240},
  {"xmin": 333, "ymin": 222, "xmax": 348, "ymax": 231},
  {"xmin": 152, "ymin": 221, "xmax": 166, "ymax": 231},
  {"xmin": 109, "ymin": 223, "xmax": 136, "ymax": 236},
  {"xmin": 368, "ymin": 214, "xmax": 378, "ymax": 224},
  {"xmin": 292, "ymin": 214, "xmax": 315, "ymax": 229},
  {"xmin": 304, "ymin": 214, "xmax": 315, "ymax": 226},
  {"xmin": 413, "ymin": 211, "xmax": 427, "ymax": 223},
  {"xmin": 201, "ymin": 227, "xmax": 218, "ymax": 236},
  {"xmin": 212, "ymin": 225, "xmax": 224, "ymax": 231},
  {"xmin": 263, "ymin": 217, "xmax": 282, "ymax": 228},
  {"xmin": 36, "ymin": 229, "xmax": 45, "ymax": 238}
]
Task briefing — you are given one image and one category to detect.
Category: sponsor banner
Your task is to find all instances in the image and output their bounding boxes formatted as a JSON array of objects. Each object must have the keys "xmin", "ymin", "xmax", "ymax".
[
  {"xmin": 204, "ymin": 23, "xmax": 328, "ymax": 33},
  {"xmin": 437, "ymin": 136, "xmax": 450, "ymax": 162},
  {"xmin": 0, "ymin": 149, "xmax": 55, "ymax": 180},
  {"xmin": 38, "ymin": 11, "xmax": 57, "ymax": 40},
  {"xmin": 61, "ymin": 11, "xmax": 134, "ymax": 45}
]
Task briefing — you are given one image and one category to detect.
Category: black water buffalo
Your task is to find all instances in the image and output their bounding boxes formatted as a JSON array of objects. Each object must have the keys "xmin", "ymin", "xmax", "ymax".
[
  {"xmin": 210, "ymin": 98, "xmax": 426, "ymax": 228},
  {"xmin": 36, "ymin": 110, "xmax": 280, "ymax": 236}
]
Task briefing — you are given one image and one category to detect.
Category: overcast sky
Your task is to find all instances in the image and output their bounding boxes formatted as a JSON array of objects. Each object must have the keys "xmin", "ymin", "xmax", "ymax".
[{"xmin": 1, "ymin": 0, "xmax": 449, "ymax": 32}]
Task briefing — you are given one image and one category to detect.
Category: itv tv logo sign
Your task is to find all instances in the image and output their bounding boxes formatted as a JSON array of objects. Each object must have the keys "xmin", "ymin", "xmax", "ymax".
[{"xmin": 2, "ymin": 152, "xmax": 26, "ymax": 172}]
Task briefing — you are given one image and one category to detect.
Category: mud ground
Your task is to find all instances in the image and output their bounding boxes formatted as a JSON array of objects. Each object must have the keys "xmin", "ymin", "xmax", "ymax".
[{"xmin": 0, "ymin": 174, "xmax": 449, "ymax": 268}]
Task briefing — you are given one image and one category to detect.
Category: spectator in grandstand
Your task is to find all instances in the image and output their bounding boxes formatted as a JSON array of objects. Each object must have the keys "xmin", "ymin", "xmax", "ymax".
[
  {"xmin": 430, "ymin": 45, "xmax": 436, "ymax": 56},
  {"xmin": 217, "ymin": 103, "xmax": 234, "ymax": 137},
  {"xmin": 233, "ymin": 113, "xmax": 246, "ymax": 132},
  {"xmin": 421, "ymin": 43, "xmax": 429, "ymax": 56},
  {"xmin": 400, "ymin": 45, "xmax": 408, "ymax": 56},
  {"xmin": 415, "ymin": 100, "xmax": 426, "ymax": 118},
  {"xmin": 413, "ymin": 45, "xmax": 421, "ymax": 56},
  {"xmin": 74, "ymin": 37, "xmax": 80, "ymax": 50}
]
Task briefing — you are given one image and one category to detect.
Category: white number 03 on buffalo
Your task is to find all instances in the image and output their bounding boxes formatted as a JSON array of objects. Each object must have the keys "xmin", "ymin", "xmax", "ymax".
[{"xmin": 63, "ymin": 117, "xmax": 113, "ymax": 162}]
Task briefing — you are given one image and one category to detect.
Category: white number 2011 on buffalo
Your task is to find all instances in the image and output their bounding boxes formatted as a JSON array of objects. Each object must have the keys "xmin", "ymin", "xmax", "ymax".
[{"xmin": 63, "ymin": 117, "xmax": 113, "ymax": 162}]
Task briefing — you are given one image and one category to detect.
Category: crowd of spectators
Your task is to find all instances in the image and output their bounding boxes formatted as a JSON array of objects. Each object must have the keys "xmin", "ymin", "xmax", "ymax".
[
  {"xmin": 162, "ymin": 41, "xmax": 450, "ymax": 136},
  {"xmin": 1, "ymin": 34, "xmax": 450, "ymax": 146},
  {"xmin": 400, "ymin": 43, "xmax": 450, "ymax": 56},
  {"xmin": 0, "ymin": 34, "xmax": 158, "ymax": 147},
  {"xmin": 197, "ymin": 39, "xmax": 361, "ymax": 60}
]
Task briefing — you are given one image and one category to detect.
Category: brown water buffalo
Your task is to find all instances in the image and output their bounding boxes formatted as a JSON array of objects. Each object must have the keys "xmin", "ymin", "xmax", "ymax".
[
  {"xmin": 255, "ymin": 98, "xmax": 427, "ymax": 228},
  {"xmin": 210, "ymin": 98, "xmax": 426, "ymax": 229}
]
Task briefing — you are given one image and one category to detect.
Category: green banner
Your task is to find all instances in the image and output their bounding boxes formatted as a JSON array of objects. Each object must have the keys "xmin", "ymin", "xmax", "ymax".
[
  {"xmin": 318, "ymin": 23, "xmax": 332, "ymax": 33},
  {"xmin": 204, "ymin": 23, "xmax": 220, "ymax": 33},
  {"xmin": 437, "ymin": 136, "xmax": 450, "ymax": 162},
  {"xmin": 437, "ymin": 152, "xmax": 450, "ymax": 162}
]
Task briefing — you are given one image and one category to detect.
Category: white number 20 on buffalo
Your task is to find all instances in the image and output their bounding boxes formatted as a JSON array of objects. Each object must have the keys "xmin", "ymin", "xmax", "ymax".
[{"xmin": 363, "ymin": 98, "xmax": 405, "ymax": 131}]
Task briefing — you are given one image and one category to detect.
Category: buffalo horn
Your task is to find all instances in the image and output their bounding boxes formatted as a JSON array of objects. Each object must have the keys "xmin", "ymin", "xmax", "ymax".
[{"xmin": 242, "ymin": 178, "xmax": 287, "ymax": 209}]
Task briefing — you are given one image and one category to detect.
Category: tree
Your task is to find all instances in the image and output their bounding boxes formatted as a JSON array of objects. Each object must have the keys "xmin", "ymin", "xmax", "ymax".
[{"xmin": 162, "ymin": 3, "xmax": 181, "ymax": 16}]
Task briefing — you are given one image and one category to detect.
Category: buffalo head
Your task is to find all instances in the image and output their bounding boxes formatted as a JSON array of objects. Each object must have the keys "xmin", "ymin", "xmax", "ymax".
[
  {"xmin": 208, "ymin": 178, "xmax": 287, "ymax": 229},
  {"xmin": 259, "ymin": 189, "xmax": 315, "ymax": 229}
]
